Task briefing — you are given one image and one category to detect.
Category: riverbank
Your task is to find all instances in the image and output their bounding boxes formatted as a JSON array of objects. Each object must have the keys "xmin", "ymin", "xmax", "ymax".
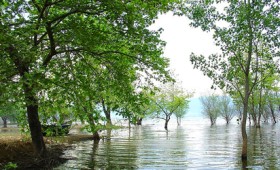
[{"xmin": 0, "ymin": 127, "xmax": 95, "ymax": 170}]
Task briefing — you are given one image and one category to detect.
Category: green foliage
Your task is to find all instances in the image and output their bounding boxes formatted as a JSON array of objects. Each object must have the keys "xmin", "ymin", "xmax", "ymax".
[
  {"xmin": 185, "ymin": 1, "xmax": 279, "ymax": 95},
  {"xmin": 152, "ymin": 81, "xmax": 192, "ymax": 129},
  {"xmin": 0, "ymin": 103, "xmax": 18, "ymax": 122},
  {"xmin": 0, "ymin": 1, "xmax": 181, "ymax": 136},
  {"xmin": 3, "ymin": 162, "xmax": 17, "ymax": 170},
  {"xmin": 183, "ymin": 0, "xmax": 279, "ymax": 158}
]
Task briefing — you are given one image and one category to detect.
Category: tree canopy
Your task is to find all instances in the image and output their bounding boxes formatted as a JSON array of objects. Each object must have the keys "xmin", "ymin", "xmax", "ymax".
[{"xmin": 0, "ymin": 0, "xmax": 181, "ymax": 156}]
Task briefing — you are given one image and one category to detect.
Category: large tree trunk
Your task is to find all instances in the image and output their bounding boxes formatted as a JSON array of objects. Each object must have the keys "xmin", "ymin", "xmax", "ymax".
[
  {"xmin": 23, "ymin": 76, "xmax": 47, "ymax": 157},
  {"xmin": 26, "ymin": 96, "xmax": 47, "ymax": 157},
  {"xmin": 2, "ymin": 117, "xmax": 7, "ymax": 128},
  {"xmin": 10, "ymin": 45, "xmax": 46, "ymax": 157}
]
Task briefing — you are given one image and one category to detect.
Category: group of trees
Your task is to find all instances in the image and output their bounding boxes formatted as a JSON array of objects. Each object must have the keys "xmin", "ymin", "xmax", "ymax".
[
  {"xmin": 200, "ymin": 94, "xmax": 235, "ymax": 125},
  {"xmin": 0, "ymin": 0, "xmax": 278, "ymax": 165},
  {"xmin": 200, "ymin": 92, "xmax": 280, "ymax": 126},
  {"xmin": 0, "ymin": 0, "xmax": 189, "ymax": 158},
  {"xmin": 185, "ymin": 0, "xmax": 279, "ymax": 161}
]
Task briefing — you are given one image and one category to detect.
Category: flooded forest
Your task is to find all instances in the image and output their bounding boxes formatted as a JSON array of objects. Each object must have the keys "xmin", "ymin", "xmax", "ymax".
[{"xmin": 0, "ymin": 1, "xmax": 279, "ymax": 169}]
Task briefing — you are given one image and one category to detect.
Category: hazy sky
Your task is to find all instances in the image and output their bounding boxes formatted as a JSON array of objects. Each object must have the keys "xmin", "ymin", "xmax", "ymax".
[{"xmin": 151, "ymin": 12, "xmax": 221, "ymax": 97}]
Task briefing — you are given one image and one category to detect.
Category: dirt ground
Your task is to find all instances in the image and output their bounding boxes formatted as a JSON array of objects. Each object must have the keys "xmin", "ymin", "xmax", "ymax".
[{"xmin": 0, "ymin": 126, "xmax": 94, "ymax": 170}]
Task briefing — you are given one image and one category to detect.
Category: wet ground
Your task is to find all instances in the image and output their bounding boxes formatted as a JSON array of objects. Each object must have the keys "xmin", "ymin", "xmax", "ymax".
[{"xmin": 55, "ymin": 118, "xmax": 280, "ymax": 169}]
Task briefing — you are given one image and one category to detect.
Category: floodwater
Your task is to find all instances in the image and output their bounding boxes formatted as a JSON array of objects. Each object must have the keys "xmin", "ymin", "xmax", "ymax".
[{"xmin": 56, "ymin": 118, "xmax": 280, "ymax": 169}]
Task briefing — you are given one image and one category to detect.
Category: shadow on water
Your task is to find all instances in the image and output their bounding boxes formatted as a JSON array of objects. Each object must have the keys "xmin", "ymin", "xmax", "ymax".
[{"xmin": 56, "ymin": 119, "xmax": 280, "ymax": 169}]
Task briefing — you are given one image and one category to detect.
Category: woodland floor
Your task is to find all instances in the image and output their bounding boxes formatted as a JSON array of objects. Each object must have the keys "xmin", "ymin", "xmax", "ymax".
[{"xmin": 0, "ymin": 126, "xmax": 94, "ymax": 170}]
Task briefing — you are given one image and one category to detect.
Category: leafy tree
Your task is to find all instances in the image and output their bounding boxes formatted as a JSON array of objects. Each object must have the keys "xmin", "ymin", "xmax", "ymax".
[
  {"xmin": 184, "ymin": 0, "xmax": 279, "ymax": 160},
  {"xmin": 153, "ymin": 82, "xmax": 191, "ymax": 130},
  {"xmin": 174, "ymin": 97, "xmax": 190, "ymax": 126},
  {"xmin": 219, "ymin": 95, "xmax": 235, "ymax": 124},
  {"xmin": 200, "ymin": 94, "xmax": 220, "ymax": 126},
  {"xmin": 0, "ymin": 1, "xmax": 179, "ymax": 156},
  {"xmin": 0, "ymin": 103, "xmax": 18, "ymax": 128},
  {"xmin": 128, "ymin": 90, "xmax": 158, "ymax": 126}
]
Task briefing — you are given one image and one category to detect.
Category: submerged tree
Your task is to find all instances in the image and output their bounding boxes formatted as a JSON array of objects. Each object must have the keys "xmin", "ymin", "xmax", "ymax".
[
  {"xmin": 0, "ymin": 1, "xmax": 179, "ymax": 156},
  {"xmin": 219, "ymin": 95, "xmax": 235, "ymax": 124},
  {"xmin": 184, "ymin": 0, "xmax": 279, "ymax": 160},
  {"xmin": 153, "ymin": 82, "xmax": 191, "ymax": 130},
  {"xmin": 200, "ymin": 94, "xmax": 220, "ymax": 126}
]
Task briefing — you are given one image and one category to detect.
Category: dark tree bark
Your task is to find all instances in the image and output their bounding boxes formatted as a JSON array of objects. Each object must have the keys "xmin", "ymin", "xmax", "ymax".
[
  {"xmin": 9, "ymin": 44, "xmax": 46, "ymax": 157},
  {"xmin": 23, "ymin": 74, "xmax": 46, "ymax": 157},
  {"xmin": 25, "ymin": 94, "xmax": 47, "ymax": 157},
  {"xmin": 136, "ymin": 118, "xmax": 143, "ymax": 125},
  {"xmin": 164, "ymin": 116, "xmax": 170, "ymax": 130},
  {"xmin": 2, "ymin": 117, "xmax": 8, "ymax": 128},
  {"xmin": 93, "ymin": 131, "xmax": 100, "ymax": 141}
]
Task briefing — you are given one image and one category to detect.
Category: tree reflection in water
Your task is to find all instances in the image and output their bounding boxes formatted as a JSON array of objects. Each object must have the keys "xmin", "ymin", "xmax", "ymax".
[{"xmin": 56, "ymin": 119, "xmax": 280, "ymax": 169}]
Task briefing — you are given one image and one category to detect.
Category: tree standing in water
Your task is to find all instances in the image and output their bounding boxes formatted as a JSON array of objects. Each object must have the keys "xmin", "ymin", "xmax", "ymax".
[
  {"xmin": 153, "ymin": 82, "xmax": 191, "ymax": 130},
  {"xmin": 184, "ymin": 0, "xmax": 279, "ymax": 160}
]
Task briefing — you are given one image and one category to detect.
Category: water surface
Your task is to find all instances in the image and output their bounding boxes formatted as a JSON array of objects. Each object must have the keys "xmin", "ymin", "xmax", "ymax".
[{"xmin": 56, "ymin": 118, "xmax": 280, "ymax": 169}]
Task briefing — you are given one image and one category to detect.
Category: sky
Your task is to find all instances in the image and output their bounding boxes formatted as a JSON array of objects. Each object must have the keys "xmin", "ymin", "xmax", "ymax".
[{"xmin": 151, "ymin": 12, "xmax": 222, "ymax": 97}]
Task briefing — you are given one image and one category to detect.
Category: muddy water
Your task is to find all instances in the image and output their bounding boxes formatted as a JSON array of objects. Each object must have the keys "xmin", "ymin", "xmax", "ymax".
[{"xmin": 56, "ymin": 118, "xmax": 280, "ymax": 169}]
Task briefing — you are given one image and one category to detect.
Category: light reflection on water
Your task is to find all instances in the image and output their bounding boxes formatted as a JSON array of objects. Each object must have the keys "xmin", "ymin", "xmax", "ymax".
[{"xmin": 56, "ymin": 118, "xmax": 280, "ymax": 169}]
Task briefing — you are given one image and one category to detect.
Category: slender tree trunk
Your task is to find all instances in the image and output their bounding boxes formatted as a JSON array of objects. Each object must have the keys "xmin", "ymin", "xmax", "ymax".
[
  {"xmin": 105, "ymin": 112, "xmax": 112, "ymax": 127},
  {"xmin": 128, "ymin": 115, "xmax": 131, "ymax": 129},
  {"xmin": 256, "ymin": 85, "xmax": 263, "ymax": 128},
  {"xmin": 270, "ymin": 106, "xmax": 277, "ymax": 124},
  {"xmin": 164, "ymin": 116, "xmax": 170, "ymax": 130},
  {"xmin": 256, "ymin": 112, "xmax": 261, "ymax": 128},
  {"xmin": 241, "ymin": 1, "xmax": 254, "ymax": 160},
  {"xmin": 2, "ymin": 117, "xmax": 7, "ymax": 128},
  {"xmin": 177, "ymin": 117, "xmax": 181, "ymax": 126},
  {"xmin": 86, "ymin": 112, "xmax": 100, "ymax": 141},
  {"xmin": 226, "ymin": 116, "xmax": 230, "ymax": 125},
  {"xmin": 101, "ymin": 99, "xmax": 112, "ymax": 127},
  {"xmin": 241, "ymin": 92, "xmax": 249, "ymax": 161},
  {"xmin": 93, "ymin": 131, "xmax": 100, "ymax": 141},
  {"xmin": 136, "ymin": 118, "xmax": 143, "ymax": 125}
]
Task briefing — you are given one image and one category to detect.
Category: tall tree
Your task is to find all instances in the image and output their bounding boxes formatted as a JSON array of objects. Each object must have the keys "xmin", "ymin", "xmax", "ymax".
[
  {"xmin": 0, "ymin": 1, "xmax": 179, "ymax": 156},
  {"xmin": 184, "ymin": 0, "xmax": 279, "ymax": 160}
]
